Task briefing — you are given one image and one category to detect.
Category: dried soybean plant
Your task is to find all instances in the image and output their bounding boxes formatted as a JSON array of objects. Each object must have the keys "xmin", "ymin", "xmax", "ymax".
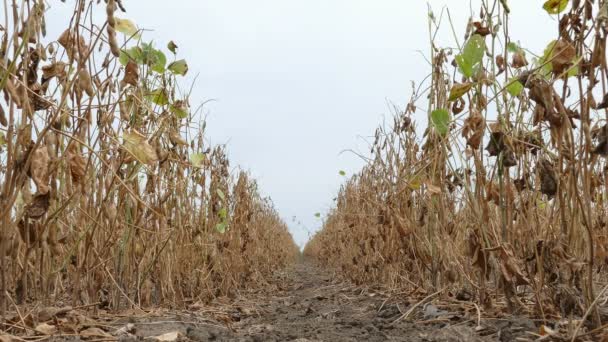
[
  {"xmin": 0, "ymin": 0, "xmax": 298, "ymax": 318},
  {"xmin": 306, "ymin": 0, "xmax": 608, "ymax": 327}
]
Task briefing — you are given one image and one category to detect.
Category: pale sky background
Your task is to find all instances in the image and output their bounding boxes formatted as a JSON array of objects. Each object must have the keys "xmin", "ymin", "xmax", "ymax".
[{"xmin": 47, "ymin": 1, "xmax": 557, "ymax": 247}]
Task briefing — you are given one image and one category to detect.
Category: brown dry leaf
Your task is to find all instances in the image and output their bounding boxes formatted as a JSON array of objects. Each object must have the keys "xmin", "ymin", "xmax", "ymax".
[
  {"xmin": 539, "ymin": 159, "xmax": 557, "ymax": 197},
  {"xmin": 35, "ymin": 322, "xmax": 57, "ymax": 335},
  {"xmin": 121, "ymin": 60, "xmax": 139, "ymax": 88},
  {"xmin": 37, "ymin": 306, "xmax": 73, "ymax": 322},
  {"xmin": 472, "ymin": 21, "xmax": 491, "ymax": 36},
  {"xmin": 41, "ymin": 62, "xmax": 67, "ymax": 83},
  {"xmin": 466, "ymin": 229, "xmax": 488, "ymax": 275},
  {"xmin": 30, "ymin": 145, "xmax": 50, "ymax": 194},
  {"xmin": 592, "ymin": 124, "xmax": 608, "ymax": 156},
  {"xmin": 512, "ymin": 51, "xmax": 528, "ymax": 68},
  {"xmin": 462, "ymin": 112, "xmax": 485, "ymax": 149},
  {"xmin": 496, "ymin": 55, "xmax": 505, "ymax": 73},
  {"xmin": 123, "ymin": 131, "xmax": 158, "ymax": 165},
  {"xmin": 0, "ymin": 335, "xmax": 16, "ymax": 342},
  {"xmin": 528, "ymin": 77, "xmax": 554, "ymax": 112},
  {"xmin": 79, "ymin": 327, "xmax": 112, "ymax": 338},
  {"xmin": 151, "ymin": 331, "xmax": 182, "ymax": 342},
  {"xmin": 26, "ymin": 192, "xmax": 50, "ymax": 219},
  {"xmin": 551, "ymin": 39, "xmax": 576, "ymax": 75},
  {"xmin": 498, "ymin": 245, "xmax": 530, "ymax": 286}
]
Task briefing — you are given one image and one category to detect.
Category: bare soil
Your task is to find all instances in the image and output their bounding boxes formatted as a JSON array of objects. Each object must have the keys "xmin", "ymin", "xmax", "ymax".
[{"xmin": 37, "ymin": 260, "xmax": 540, "ymax": 342}]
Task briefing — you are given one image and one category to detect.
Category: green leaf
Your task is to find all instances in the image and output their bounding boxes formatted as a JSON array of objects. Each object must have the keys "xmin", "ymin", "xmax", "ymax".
[
  {"xmin": 339, "ymin": 170, "xmax": 346, "ymax": 176},
  {"xmin": 543, "ymin": 0, "xmax": 569, "ymax": 14},
  {"xmin": 168, "ymin": 59, "xmax": 188, "ymax": 76},
  {"xmin": 215, "ymin": 222, "xmax": 227, "ymax": 234},
  {"xmin": 115, "ymin": 18, "xmax": 140, "ymax": 38},
  {"xmin": 456, "ymin": 34, "xmax": 486, "ymax": 78},
  {"xmin": 119, "ymin": 46, "xmax": 144, "ymax": 66},
  {"xmin": 507, "ymin": 42, "xmax": 521, "ymax": 53},
  {"xmin": 147, "ymin": 89, "xmax": 169, "ymax": 106},
  {"xmin": 190, "ymin": 153, "xmax": 205, "ymax": 168},
  {"xmin": 407, "ymin": 175, "xmax": 422, "ymax": 190},
  {"xmin": 167, "ymin": 41, "xmax": 178, "ymax": 54},
  {"xmin": 218, "ymin": 208, "xmax": 227, "ymax": 220},
  {"xmin": 314, "ymin": 213, "xmax": 321, "ymax": 218},
  {"xmin": 448, "ymin": 82, "xmax": 474, "ymax": 101},
  {"xmin": 217, "ymin": 189, "xmax": 226, "ymax": 201},
  {"xmin": 430, "ymin": 109, "xmax": 450, "ymax": 136},
  {"xmin": 506, "ymin": 78, "xmax": 524, "ymax": 96},
  {"xmin": 0, "ymin": 132, "xmax": 6, "ymax": 146},
  {"xmin": 537, "ymin": 199, "xmax": 547, "ymax": 209},
  {"xmin": 150, "ymin": 50, "xmax": 166, "ymax": 73},
  {"xmin": 171, "ymin": 101, "xmax": 188, "ymax": 119},
  {"xmin": 141, "ymin": 43, "xmax": 166, "ymax": 73}
]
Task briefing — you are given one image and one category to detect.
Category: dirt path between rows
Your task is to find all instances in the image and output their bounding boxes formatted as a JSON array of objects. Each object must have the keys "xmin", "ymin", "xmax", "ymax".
[{"xmin": 45, "ymin": 260, "xmax": 538, "ymax": 342}]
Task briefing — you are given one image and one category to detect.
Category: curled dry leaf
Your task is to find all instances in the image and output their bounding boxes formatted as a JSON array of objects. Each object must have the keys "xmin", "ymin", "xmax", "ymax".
[
  {"xmin": 123, "ymin": 131, "xmax": 158, "ymax": 165},
  {"xmin": 41, "ymin": 61, "xmax": 67, "ymax": 87},
  {"xmin": 496, "ymin": 55, "xmax": 505, "ymax": 73},
  {"xmin": 26, "ymin": 192, "xmax": 50, "ymax": 219},
  {"xmin": 121, "ymin": 60, "xmax": 139, "ymax": 88},
  {"xmin": 550, "ymin": 39, "xmax": 576, "ymax": 75},
  {"xmin": 472, "ymin": 21, "xmax": 491, "ymax": 36},
  {"xmin": 462, "ymin": 112, "xmax": 485, "ymax": 149},
  {"xmin": 30, "ymin": 145, "xmax": 50, "ymax": 194},
  {"xmin": 511, "ymin": 51, "xmax": 528, "ymax": 68},
  {"xmin": 539, "ymin": 158, "xmax": 558, "ymax": 197},
  {"xmin": 497, "ymin": 245, "xmax": 530, "ymax": 286},
  {"xmin": 35, "ymin": 322, "xmax": 57, "ymax": 335}
]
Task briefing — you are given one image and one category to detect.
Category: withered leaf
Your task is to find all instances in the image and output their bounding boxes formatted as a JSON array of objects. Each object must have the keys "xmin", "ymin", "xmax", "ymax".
[
  {"xmin": 496, "ymin": 55, "xmax": 505, "ymax": 74},
  {"xmin": 121, "ymin": 60, "xmax": 139, "ymax": 88},
  {"xmin": 512, "ymin": 51, "xmax": 528, "ymax": 69},
  {"xmin": 123, "ymin": 131, "xmax": 158, "ymax": 165},
  {"xmin": 529, "ymin": 77, "xmax": 554, "ymax": 111},
  {"xmin": 448, "ymin": 82, "xmax": 473, "ymax": 101},
  {"xmin": 592, "ymin": 124, "xmax": 608, "ymax": 156},
  {"xmin": 472, "ymin": 22, "xmax": 491, "ymax": 36},
  {"xmin": 26, "ymin": 192, "xmax": 50, "ymax": 219},
  {"xmin": 498, "ymin": 245, "xmax": 530, "ymax": 286},
  {"xmin": 41, "ymin": 62, "xmax": 67, "ymax": 84},
  {"xmin": 462, "ymin": 112, "xmax": 485, "ymax": 149},
  {"xmin": 486, "ymin": 131, "xmax": 505, "ymax": 157},
  {"xmin": 551, "ymin": 40, "xmax": 576, "ymax": 75},
  {"xmin": 539, "ymin": 159, "xmax": 558, "ymax": 197}
]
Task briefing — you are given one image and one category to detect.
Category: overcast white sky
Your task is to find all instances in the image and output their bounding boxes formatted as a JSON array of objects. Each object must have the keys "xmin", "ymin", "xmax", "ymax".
[{"xmin": 47, "ymin": 1, "xmax": 557, "ymax": 247}]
